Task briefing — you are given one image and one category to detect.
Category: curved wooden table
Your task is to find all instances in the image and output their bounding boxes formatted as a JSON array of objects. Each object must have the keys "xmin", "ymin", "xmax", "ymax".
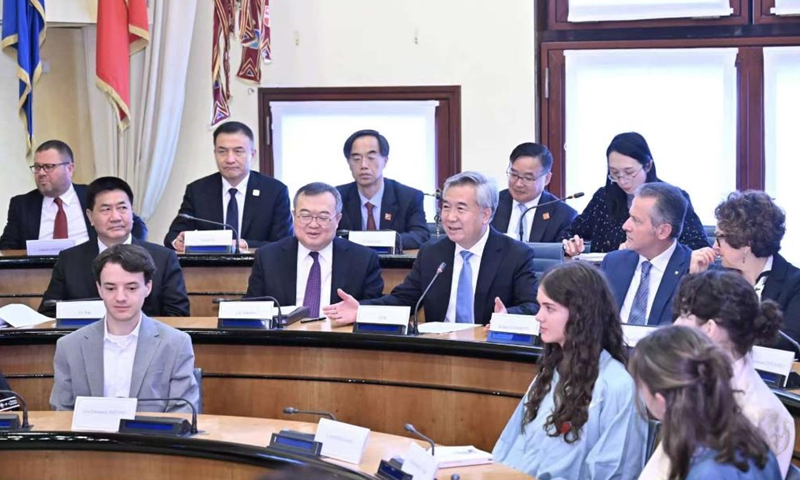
[{"xmin": 0, "ymin": 412, "xmax": 532, "ymax": 479}]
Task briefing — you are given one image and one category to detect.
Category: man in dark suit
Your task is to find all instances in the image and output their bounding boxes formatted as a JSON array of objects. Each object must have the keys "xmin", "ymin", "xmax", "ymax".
[
  {"xmin": 245, "ymin": 182, "xmax": 383, "ymax": 315},
  {"xmin": 164, "ymin": 121, "xmax": 292, "ymax": 251},
  {"xmin": 40, "ymin": 177, "xmax": 189, "ymax": 318},
  {"xmin": 336, "ymin": 129, "xmax": 429, "ymax": 250},
  {"xmin": 600, "ymin": 182, "xmax": 691, "ymax": 326},
  {"xmin": 0, "ymin": 140, "xmax": 147, "ymax": 249},
  {"xmin": 492, "ymin": 142, "xmax": 577, "ymax": 243},
  {"xmin": 324, "ymin": 171, "xmax": 539, "ymax": 326}
]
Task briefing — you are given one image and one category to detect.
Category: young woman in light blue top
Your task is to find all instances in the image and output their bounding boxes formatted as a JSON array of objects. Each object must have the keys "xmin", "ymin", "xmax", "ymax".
[
  {"xmin": 630, "ymin": 326, "xmax": 781, "ymax": 480},
  {"xmin": 493, "ymin": 261, "xmax": 648, "ymax": 479}
]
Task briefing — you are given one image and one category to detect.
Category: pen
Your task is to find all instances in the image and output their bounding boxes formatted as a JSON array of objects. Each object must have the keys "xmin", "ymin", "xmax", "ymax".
[{"xmin": 300, "ymin": 316, "xmax": 326, "ymax": 323}]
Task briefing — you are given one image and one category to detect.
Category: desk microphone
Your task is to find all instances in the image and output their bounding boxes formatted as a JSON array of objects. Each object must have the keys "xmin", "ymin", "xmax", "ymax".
[
  {"xmin": 122, "ymin": 397, "xmax": 199, "ymax": 435},
  {"xmin": 178, "ymin": 213, "xmax": 241, "ymax": 255},
  {"xmin": 404, "ymin": 423, "xmax": 435, "ymax": 456},
  {"xmin": 410, "ymin": 262, "xmax": 447, "ymax": 335},
  {"xmin": 283, "ymin": 406, "xmax": 337, "ymax": 421},
  {"xmin": 778, "ymin": 330, "xmax": 800, "ymax": 359},
  {"xmin": 0, "ymin": 390, "xmax": 31, "ymax": 431},
  {"xmin": 212, "ymin": 295, "xmax": 285, "ymax": 329},
  {"xmin": 42, "ymin": 297, "xmax": 101, "ymax": 308},
  {"xmin": 517, "ymin": 192, "xmax": 584, "ymax": 242}
]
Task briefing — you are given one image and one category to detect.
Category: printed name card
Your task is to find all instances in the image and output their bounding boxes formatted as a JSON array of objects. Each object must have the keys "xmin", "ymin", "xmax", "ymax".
[
  {"xmin": 752, "ymin": 346, "xmax": 795, "ymax": 382},
  {"xmin": 621, "ymin": 324, "xmax": 659, "ymax": 347},
  {"xmin": 348, "ymin": 231, "xmax": 396, "ymax": 248},
  {"xmin": 218, "ymin": 301, "xmax": 274, "ymax": 320},
  {"xmin": 489, "ymin": 314, "xmax": 540, "ymax": 336},
  {"xmin": 314, "ymin": 417, "xmax": 370, "ymax": 464},
  {"xmin": 72, "ymin": 396, "xmax": 137, "ymax": 432},
  {"xmin": 56, "ymin": 300, "xmax": 106, "ymax": 319},
  {"xmin": 356, "ymin": 306, "xmax": 411, "ymax": 326},
  {"xmin": 184, "ymin": 230, "xmax": 233, "ymax": 247},
  {"xmin": 401, "ymin": 442, "xmax": 439, "ymax": 480},
  {"xmin": 26, "ymin": 239, "xmax": 75, "ymax": 256}
]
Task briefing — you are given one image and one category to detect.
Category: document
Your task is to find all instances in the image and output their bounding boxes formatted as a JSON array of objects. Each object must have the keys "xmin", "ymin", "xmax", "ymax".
[
  {"xmin": 0, "ymin": 304, "xmax": 51, "ymax": 328},
  {"xmin": 431, "ymin": 445, "xmax": 493, "ymax": 469}
]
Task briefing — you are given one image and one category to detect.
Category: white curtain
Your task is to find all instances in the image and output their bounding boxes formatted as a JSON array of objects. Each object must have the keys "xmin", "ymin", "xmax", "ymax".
[
  {"xmin": 84, "ymin": 0, "xmax": 198, "ymax": 221},
  {"xmin": 568, "ymin": 0, "xmax": 733, "ymax": 22}
]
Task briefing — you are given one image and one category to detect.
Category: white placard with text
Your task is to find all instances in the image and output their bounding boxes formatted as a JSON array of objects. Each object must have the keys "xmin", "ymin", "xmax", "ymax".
[
  {"xmin": 401, "ymin": 442, "xmax": 440, "ymax": 480},
  {"xmin": 218, "ymin": 301, "xmax": 274, "ymax": 320},
  {"xmin": 314, "ymin": 417, "xmax": 370, "ymax": 464},
  {"xmin": 184, "ymin": 229, "xmax": 233, "ymax": 247},
  {"xmin": 72, "ymin": 396, "xmax": 137, "ymax": 432},
  {"xmin": 26, "ymin": 239, "xmax": 75, "ymax": 256},
  {"xmin": 56, "ymin": 300, "xmax": 106, "ymax": 319},
  {"xmin": 348, "ymin": 231, "xmax": 396, "ymax": 248},
  {"xmin": 489, "ymin": 314, "xmax": 540, "ymax": 336},
  {"xmin": 752, "ymin": 346, "xmax": 795, "ymax": 383},
  {"xmin": 356, "ymin": 306, "xmax": 410, "ymax": 326}
]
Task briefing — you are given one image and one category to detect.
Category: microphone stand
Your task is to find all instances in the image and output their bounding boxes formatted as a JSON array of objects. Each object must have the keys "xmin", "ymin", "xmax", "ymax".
[
  {"xmin": 178, "ymin": 213, "xmax": 241, "ymax": 255},
  {"xmin": 425, "ymin": 189, "xmax": 443, "ymax": 237},
  {"xmin": 517, "ymin": 192, "xmax": 585, "ymax": 242}
]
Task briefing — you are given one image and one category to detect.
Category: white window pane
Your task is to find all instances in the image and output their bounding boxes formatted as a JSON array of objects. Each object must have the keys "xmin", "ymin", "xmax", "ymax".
[
  {"xmin": 771, "ymin": 0, "xmax": 800, "ymax": 15},
  {"xmin": 765, "ymin": 47, "xmax": 800, "ymax": 265},
  {"xmin": 564, "ymin": 48, "xmax": 737, "ymax": 225},
  {"xmin": 271, "ymin": 101, "xmax": 438, "ymax": 220},
  {"xmin": 568, "ymin": 0, "xmax": 732, "ymax": 22}
]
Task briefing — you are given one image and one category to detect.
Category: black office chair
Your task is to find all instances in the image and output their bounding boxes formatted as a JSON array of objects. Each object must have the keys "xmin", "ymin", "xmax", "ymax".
[
  {"xmin": 645, "ymin": 418, "xmax": 662, "ymax": 462},
  {"xmin": 525, "ymin": 242, "xmax": 566, "ymax": 276},
  {"xmin": 193, "ymin": 367, "xmax": 203, "ymax": 414}
]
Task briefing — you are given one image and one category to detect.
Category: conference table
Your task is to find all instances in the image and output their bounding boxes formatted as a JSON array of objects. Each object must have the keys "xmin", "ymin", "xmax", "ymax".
[{"xmin": 0, "ymin": 412, "xmax": 532, "ymax": 479}]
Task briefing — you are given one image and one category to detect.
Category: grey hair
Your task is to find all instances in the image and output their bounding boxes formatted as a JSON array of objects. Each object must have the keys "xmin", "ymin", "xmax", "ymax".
[
  {"xmin": 635, "ymin": 182, "xmax": 688, "ymax": 239},
  {"xmin": 442, "ymin": 171, "xmax": 499, "ymax": 220},
  {"xmin": 293, "ymin": 182, "xmax": 343, "ymax": 214}
]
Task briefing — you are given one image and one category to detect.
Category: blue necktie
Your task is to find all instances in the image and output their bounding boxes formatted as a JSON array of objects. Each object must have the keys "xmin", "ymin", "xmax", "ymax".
[
  {"xmin": 303, "ymin": 252, "xmax": 321, "ymax": 317},
  {"xmin": 226, "ymin": 188, "xmax": 239, "ymax": 240},
  {"xmin": 455, "ymin": 251, "xmax": 475, "ymax": 324},
  {"xmin": 628, "ymin": 261, "xmax": 652, "ymax": 325}
]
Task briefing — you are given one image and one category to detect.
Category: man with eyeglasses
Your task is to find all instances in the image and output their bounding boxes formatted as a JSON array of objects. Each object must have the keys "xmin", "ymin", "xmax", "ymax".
[
  {"xmin": 0, "ymin": 140, "xmax": 147, "ymax": 250},
  {"xmin": 244, "ymin": 182, "xmax": 384, "ymax": 314},
  {"xmin": 336, "ymin": 129, "xmax": 430, "ymax": 250},
  {"xmin": 164, "ymin": 121, "xmax": 293, "ymax": 252},
  {"xmin": 491, "ymin": 143, "xmax": 577, "ymax": 243}
]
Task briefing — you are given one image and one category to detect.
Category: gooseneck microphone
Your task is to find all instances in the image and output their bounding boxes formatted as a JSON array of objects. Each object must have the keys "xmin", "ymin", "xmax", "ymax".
[
  {"xmin": 178, "ymin": 213, "xmax": 241, "ymax": 255},
  {"xmin": 404, "ymin": 423, "xmax": 435, "ymax": 456},
  {"xmin": 517, "ymin": 192, "xmax": 585, "ymax": 242},
  {"xmin": 0, "ymin": 390, "xmax": 31, "ymax": 430},
  {"xmin": 212, "ymin": 295, "xmax": 285, "ymax": 329},
  {"xmin": 123, "ymin": 397, "xmax": 198, "ymax": 435},
  {"xmin": 778, "ymin": 330, "xmax": 800, "ymax": 360},
  {"xmin": 410, "ymin": 262, "xmax": 447, "ymax": 335},
  {"xmin": 283, "ymin": 406, "xmax": 337, "ymax": 421}
]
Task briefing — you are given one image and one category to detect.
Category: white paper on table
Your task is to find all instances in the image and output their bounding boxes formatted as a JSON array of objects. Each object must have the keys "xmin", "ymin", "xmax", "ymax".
[
  {"xmin": 71, "ymin": 396, "xmax": 137, "ymax": 432},
  {"xmin": 0, "ymin": 304, "xmax": 52, "ymax": 327},
  {"xmin": 401, "ymin": 442, "xmax": 439, "ymax": 480},
  {"xmin": 417, "ymin": 323, "xmax": 480, "ymax": 334}
]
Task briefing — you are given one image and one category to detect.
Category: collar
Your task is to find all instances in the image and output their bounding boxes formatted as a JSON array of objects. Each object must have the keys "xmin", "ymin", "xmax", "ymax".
[
  {"xmin": 222, "ymin": 175, "xmax": 248, "ymax": 196},
  {"xmin": 358, "ymin": 180, "xmax": 385, "ymax": 205},
  {"xmin": 511, "ymin": 192, "xmax": 543, "ymax": 212},
  {"xmin": 759, "ymin": 255, "xmax": 774, "ymax": 278},
  {"xmin": 44, "ymin": 183, "xmax": 79, "ymax": 207},
  {"xmin": 638, "ymin": 239, "xmax": 677, "ymax": 274},
  {"xmin": 298, "ymin": 238, "xmax": 334, "ymax": 264},
  {"xmin": 455, "ymin": 226, "xmax": 491, "ymax": 259},
  {"xmin": 98, "ymin": 234, "xmax": 132, "ymax": 253},
  {"xmin": 103, "ymin": 312, "xmax": 143, "ymax": 341}
]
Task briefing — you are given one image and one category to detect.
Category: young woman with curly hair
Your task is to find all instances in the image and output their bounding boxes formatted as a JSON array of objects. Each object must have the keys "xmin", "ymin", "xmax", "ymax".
[
  {"xmin": 492, "ymin": 261, "xmax": 647, "ymax": 479},
  {"xmin": 630, "ymin": 326, "xmax": 781, "ymax": 480},
  {"xmin": 691, "ymin": 190, "xmax": 800, "ymax": 351}
]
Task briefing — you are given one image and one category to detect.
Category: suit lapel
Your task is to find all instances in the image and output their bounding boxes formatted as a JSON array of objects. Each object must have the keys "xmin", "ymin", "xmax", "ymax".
[
  {"xmin": 81, "ymin": 321, "xmax": 105, "ymax": 396},
  {"xmin": 205, "ymin": 174, "xmax": 225, "ymax": 226},
  {"xmin": 343, "ymin": 186, "xmax": 363, "ymax": 231},
  {"xmin": 28, "ymin": 192, "xmax": 45, "ymax": 240},
  {"xmin": 241, "ymin": 172, "xmax": 258, "ymax": 239},
  {"xmin": 281, "ymin": 238, "xmax": 299, "ymax": 303},
  {"xmin": 425, "ymin": 239, "xmax": 455, "ymax": 321},
  {"xmin": 74, "ymin": 184, "xmax": 93, "ymax": 233},
  {"xmin": 474, "ymin": 230, "xmax": 503, "ymax": 322},
  {"xmin": 330, "ymin": 238, "xmax": 347, "ymax": 303},
  {"xmin": 493, "ymin": 193, "xmax": 512, "ymax": 233},
  {"xmin": 379, "ymin": 180, "xmax": 398, "ymax": 230},
  {"xmin": 129, "ymin": 316, "xmax": 161, "ymax": 397},
  {"xmin": 648, "ymin": 245, "xmax": 689, "ymax": 325},
  {"xmin": 528, "ymin": 191, "xmax": 557, "ymax": 243},
  {"xmin": 611, "ymin": 253, "xmax": 639, "ymax": 309},
  {"xmin": 762, "ymin": 254, "xmax": 787, "ymax": 301}
]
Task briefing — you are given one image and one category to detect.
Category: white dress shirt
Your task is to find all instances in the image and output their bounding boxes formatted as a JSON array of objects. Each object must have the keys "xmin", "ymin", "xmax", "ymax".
[
  {"xmin": 445, "ymin": 227, "xmax": 491, "ymax": 323},
  {"xmin": 103, "ymin": 314, "xmax": 142, "ymax": 398},
  {"xmin": 358, "ymin": 181, "xmax": 385, "ymax": 231},
  {"xmin": 39, "ymin": 183, "xmax": 89, "ymax": 245},
  {"xmin": 755, "ymin": 255, "xmax": 774, "ymax": 300},
  {"xmin": 505, "ymin": 194, "xmax": 542, "ymax": 241},
  {"xmin": 296, "ymin": 240, "xmax": 334, "ymax": 314},
  {"xmin": 98, "ymin": 234, "xmax": 132, "ymax": 254},
  {"xmin": 620, "ymin": 240, "xmax": 677, "ymax": 324},
  {"xmin": 221, "ymin": 177, "xmax": 246, "ymax": 234}
]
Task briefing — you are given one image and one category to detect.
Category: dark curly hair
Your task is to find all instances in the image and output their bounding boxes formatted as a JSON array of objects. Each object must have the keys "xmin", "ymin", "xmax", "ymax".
[
  {"xmin": 630, "ymin": 327, "xmax": 771, "ymax": 480},
  {"xmin": 605, "ymin": 132, "xmax": 660, "ymax": 220},
  {"xmin": 714, "ymin": 190, "xmax": 785, "ymax": 258},
  {"xmin": 523, "ymin": 261, "xmax": 628, "ymax": 443},
  {"xmin": 673, "ymin": 270, "xmax": 782, "ymax": 357}
]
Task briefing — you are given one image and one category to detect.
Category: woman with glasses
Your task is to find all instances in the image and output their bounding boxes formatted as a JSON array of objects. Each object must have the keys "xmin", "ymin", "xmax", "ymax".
[
  {"xmin": 691, "ymin": 191, "xmax": 800, "ymax": 352},
  {"xmin": 640, "ymin": 270, "xmax": 794, "ymax": 479},
  {"xmin": 562, "ymin": 132, "xmax": 709, "ymax": 256},
  {"xmin": 630, "ymin": 326, "xmax": 782, "ymax": 480},
  {"xmin": 493, "ymin": 261, "xmax": 647, "ymax": 479}
]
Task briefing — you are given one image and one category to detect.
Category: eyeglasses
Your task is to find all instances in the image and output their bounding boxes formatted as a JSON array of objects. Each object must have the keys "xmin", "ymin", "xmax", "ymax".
[
  {"xmin": 607, "ymin": 166, "xmax": 644, "ymax": 183},
  {"xmin": 30, "ymin": 162, "xmax": 70, "ymax": 173},
  {"xmin": 506, "ymin": 168, "xmax": 548, "ymax": 185},
  {"xmin": 714, "ymin": 234, "xmax": 727, "ymax": 246},
  {"xmin": 215, "ymin": 147, "xmax": 250, "ymax": 158},
  {"xmin": 295, "ymin": 213, "xmax": 334, "ymax": 226}
]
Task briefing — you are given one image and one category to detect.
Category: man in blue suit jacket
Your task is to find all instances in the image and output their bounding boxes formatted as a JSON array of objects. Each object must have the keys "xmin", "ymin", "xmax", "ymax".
[
  {"xmin": 336, "ymin": 130, "xmax": 429, "ymax": 250},
  {"xmin": 600, "ymin": 182, "xmax": 691, "ymax": 326},
  {"xmin": 164, "ymin": 121, "xmax": 292, "ymax": 251},
  {"xmin": 245, "ymin": 183, "xmax": 384, "ymax": 315},
  {"xmin": 324, "ymin": 171, "xmax": 539, "ymax": 326},
  {"xmin": 492, "ymin": 143, "xmax": 577, "ymax": 243}
]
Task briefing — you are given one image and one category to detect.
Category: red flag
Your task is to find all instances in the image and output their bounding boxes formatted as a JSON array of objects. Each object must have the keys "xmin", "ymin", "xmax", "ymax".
[{"xmin": 96, "ymin": 0, "xmax": 150, "ymax": 131}]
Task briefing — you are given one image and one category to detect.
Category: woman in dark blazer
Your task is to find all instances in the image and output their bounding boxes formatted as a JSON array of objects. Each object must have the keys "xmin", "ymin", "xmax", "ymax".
[{"xmin": 561, "ymin": 132, "xmax": 709, "ymax": 256}]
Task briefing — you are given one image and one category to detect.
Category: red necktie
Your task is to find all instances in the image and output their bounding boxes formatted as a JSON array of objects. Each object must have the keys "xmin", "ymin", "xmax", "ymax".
[
  {"xmin": 53, "ymin": 197, "xmax": 68, "ymax": 239},
  {"xmin": 365, "ymin": 202, "xmax": 377, "ymax": 231}
]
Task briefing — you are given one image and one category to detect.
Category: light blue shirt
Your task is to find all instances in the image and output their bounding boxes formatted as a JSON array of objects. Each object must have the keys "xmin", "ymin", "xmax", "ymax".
[
  {"xmin": 493, "ymin": 350, "xmax": 647, "ymax": 480},
  {"xmin": 358, "ymin": 181, "xmax": 385, "ymax": 231},
  {"xmin": 686, "ymin": 448, "xmax": 782, "ymax": 480}
]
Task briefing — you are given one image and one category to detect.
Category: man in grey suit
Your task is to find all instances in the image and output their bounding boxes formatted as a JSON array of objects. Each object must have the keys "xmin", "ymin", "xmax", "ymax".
[{"xmin": 50, "ymin": 244, "xmax": 199, "ymax": 413}]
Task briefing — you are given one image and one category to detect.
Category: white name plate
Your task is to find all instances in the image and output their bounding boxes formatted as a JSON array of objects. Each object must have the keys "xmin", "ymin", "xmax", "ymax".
[
  {"xmin": 401, "ymin": 442, "xmax": 440, "ymax": 480},
  {"xmin": 26, "ymin": 239, "xmax": 75, "ymax": 256},
  {"xmin": 752, "ymin": 346, "xmax": 795, "ymax": 383},
  {"xmin": 56, "ymin": 300, "xmax": 106, "ymax": 319},
  {"xmin": 218, "ymin": 301, "xmax": 273, "ymax": 320},
  {"xmin": 348, "ymin": 230, "xmax": 396, "ymax": 248},
  {"xmin": 184, "ymin": 229, "xmax": 233, "ymax": 247},
  {"xmin": 621, "ymin": 324, "xmax": 659, "ymax": 347},
  {"xmin": 356, "ymin": 305, "xmax": 410, "ymax": 326},
  {"xmin": 314, "ymin": 417, "xmax": 370, "ymax": 464},
  {"xmin": 489, "ymin": 313, "xmax": 540, "ymax": 336},
  {"xmin": 72, "ymin": 396, "xmax": 137, "ymax": 432}
]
